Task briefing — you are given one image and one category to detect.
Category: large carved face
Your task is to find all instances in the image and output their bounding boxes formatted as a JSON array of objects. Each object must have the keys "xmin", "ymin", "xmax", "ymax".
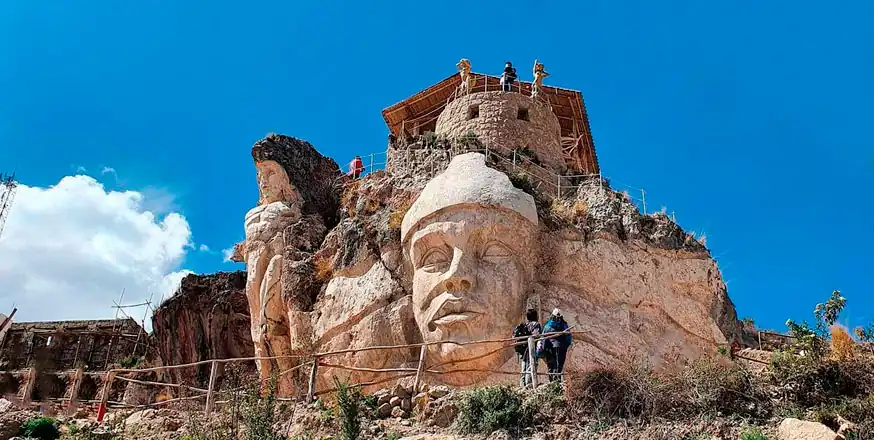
[
  {"xmin": 401, "ymin": 152, "xmax": 539, "ymax": 385},
  {"xmin": 408, "ymin": 208, "xmax": 535, "ymax": 384},
  {"xmin": 255, "ymin": 160, "xmax": 292, "ymax": 205}
]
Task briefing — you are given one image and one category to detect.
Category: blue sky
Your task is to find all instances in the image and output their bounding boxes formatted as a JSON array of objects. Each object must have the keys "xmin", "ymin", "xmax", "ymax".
[{"xmin": 1, "ymin": 1, "xmax": 872, "ymax": 331}]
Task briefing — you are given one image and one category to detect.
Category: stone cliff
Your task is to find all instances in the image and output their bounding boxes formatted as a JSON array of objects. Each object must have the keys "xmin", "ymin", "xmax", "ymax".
[
  {"xmin": 228, "ymin": 125, "xmax": 743, "ymax": 396},
  {"xmin": 151, "ymin": 271, "xmax": 253, "ymax": 388}
]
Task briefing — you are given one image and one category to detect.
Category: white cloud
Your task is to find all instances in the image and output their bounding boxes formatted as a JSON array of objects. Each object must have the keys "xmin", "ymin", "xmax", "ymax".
[
  {"xmin": 100, "ymin": 166, "xmax": 116, "ymax": 175},
  {"xmin": 222, "ymin": 246, "xmax": 236, "ymax": 263},
  {"xmin": 75, "ymin": 166, "xmax": 88, "ymax": 173},
  {"xmin": 0, "ymin": 175, "xmax": 193, "ymax": 331},
  {"xmin": 198, "ymin": 244, "xmax": 210, "ymax": 252}
]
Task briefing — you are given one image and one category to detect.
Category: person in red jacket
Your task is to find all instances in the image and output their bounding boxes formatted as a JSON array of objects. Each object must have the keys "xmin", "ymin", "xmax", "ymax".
[{"xmin": 349, "ymin": 156, "xmax": 365, "ymax": 179}]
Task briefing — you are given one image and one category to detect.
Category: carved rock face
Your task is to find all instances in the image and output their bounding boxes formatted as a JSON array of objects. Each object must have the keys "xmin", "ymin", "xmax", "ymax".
[
  {"xmin": 403, "ymin": 153, "xmax": 538, "ymax": 385},
  {"xmin": 409, "ymin": 208, "xmax": 535, "ymax": 384}
]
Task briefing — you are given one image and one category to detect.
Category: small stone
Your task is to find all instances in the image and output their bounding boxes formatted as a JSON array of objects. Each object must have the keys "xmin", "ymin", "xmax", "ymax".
[
  {"xmin": 389, "ymin": 396, "xmax": 401, "ymax": 407},
  {"xmin": 400, "ymin": 398, "xmax": 412, "ymax": 412},
  {"xmin": 400, "ymin": 419, "xmax": 412, "ymax": 426},
  {"xmin": 392, "ymin": 383, "xmax": 411, "ymax": 399},
  {"xmin": 378, "ymin": 403, "xmax": 392, "ymax": 418},
  {"xmin": 429, "ymin": 385, "xmax": 451, "ymax": 399},
  {"xmin": 377, "ymin": 393, "xmax": 392, "ymax": 406},
  {"xmin": 391, "ymin": 406, "xmax": 405, "ymax": 418}
]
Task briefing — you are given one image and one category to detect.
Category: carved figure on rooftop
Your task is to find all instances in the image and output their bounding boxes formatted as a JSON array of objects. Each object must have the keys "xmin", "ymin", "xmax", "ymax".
[
  {"xmin": 532, "ymin": 59, "xmax": 549, "ymax": 100},
  {"xmin": 243, "ymin": 160, "xmax": 301, "ymax": 393},
  {"xmin": 456, "ymin": 58, "xmax": 473, "ymax": 95},
  {"xmin": 401, "ymin": 152, "xmax": 539, "ymax": 385}
]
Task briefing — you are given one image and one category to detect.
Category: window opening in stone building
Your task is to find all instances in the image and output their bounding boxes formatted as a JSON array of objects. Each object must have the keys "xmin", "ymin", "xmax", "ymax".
[
  {"xmin": 468, "ymin": 105, "xmax": 480, "ymax": 120},
  {"xmin": 517, "ymin": 107, "xmax": 529, "ymax": 121}
]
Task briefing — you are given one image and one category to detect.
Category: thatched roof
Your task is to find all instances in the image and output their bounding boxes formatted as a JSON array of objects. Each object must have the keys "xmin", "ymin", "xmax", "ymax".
[{"xmin": 381, "ymin": 72, "xmax": 599, "ymax": 174}]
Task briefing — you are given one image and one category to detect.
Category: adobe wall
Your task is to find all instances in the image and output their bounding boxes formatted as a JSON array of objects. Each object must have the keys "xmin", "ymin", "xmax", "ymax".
[{"xmin": 435, "ymin": 91, "xmax": 565, "ymax": 172}]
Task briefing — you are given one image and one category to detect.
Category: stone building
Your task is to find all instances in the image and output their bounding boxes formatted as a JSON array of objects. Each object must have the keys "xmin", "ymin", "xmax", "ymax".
[
  {"xmin": 0, "ymin": 318, "xmax": 145, "ymax": 405},
  {"xmin": 381, "ymin": 71, "xmax": 600, "ymax": 175}
]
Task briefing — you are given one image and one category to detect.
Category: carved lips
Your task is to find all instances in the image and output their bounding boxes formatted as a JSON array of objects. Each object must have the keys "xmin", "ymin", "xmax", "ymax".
[{"xmin": 427, "ymin": 294, "xmax": 485, "ymax": 331}]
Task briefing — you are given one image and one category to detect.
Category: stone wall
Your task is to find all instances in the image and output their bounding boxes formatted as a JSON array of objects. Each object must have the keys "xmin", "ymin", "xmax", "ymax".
[
  {"xmin": 0, "ymin": 319, "xmax": 145, "ymax": 373},
  {"xmin": 435, "ymin": 91, "xmax": 565, "ymax": 172}
]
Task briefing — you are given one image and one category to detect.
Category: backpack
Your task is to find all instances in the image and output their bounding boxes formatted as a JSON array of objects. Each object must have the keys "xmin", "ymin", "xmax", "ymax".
[{"xmin": 513, "ymin": 322, "xmax": 532, "ymax": 355}]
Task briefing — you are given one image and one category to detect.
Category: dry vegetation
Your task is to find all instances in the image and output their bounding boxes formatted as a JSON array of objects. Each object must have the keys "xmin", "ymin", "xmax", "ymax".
[{"xmin": 313, "ymin": 255, "xmax": 333, "ymax": 282}]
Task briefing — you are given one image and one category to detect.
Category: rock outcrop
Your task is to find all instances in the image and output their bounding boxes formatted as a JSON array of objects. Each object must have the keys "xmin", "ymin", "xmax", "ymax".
[
  {"xmin": 228, "ymin": 130, "xmax": 743, "ymax": 396},
  {"xmin": 151, "ymin": 271, "xmax": 252, "ymax": 388}
]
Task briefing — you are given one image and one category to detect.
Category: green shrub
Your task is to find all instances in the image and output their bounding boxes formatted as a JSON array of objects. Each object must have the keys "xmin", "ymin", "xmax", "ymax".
[
  {"xmin": 739, "ymin": 426, "xmax": 768, "ymax": 440},
  {"xmin": 456, "ymin": 385, "xmax": 532, "ymax": 435},
  {"xmin": 508, "ymin": 173, "xmax": 536, "ymax": 196},
  {"xmin": 769, "ymin": 352, "xmax": 867, "ymax": 407},
  {"xmin": 118, "ymin": 355, "xmax": 143, "ymax": 369},
  {"xmin": 240, "ymin": 374, "xmax": 284, "ymax": 440},
  {"xmin": 334, "ymin": 376, "xmax": 361, "ymax": 440},
  {"xmin": 20, "ymin": 416, "xmax": 60, "ymax": 440}
]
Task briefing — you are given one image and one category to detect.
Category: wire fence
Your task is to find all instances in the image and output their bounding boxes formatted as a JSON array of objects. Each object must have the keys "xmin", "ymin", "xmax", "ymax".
[
  {"xmin": 339, "ymin": 135, "xmax": 678, "ymax": 221},
  {"xmin": 79, "ymin": 329, "xmax": 581, "ymax": 421}
]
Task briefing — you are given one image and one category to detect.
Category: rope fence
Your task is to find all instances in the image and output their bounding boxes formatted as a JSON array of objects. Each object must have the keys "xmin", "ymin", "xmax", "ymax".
[{"xmin": 89, "ymin": 330, "xmax": 582, "ymax": 421}]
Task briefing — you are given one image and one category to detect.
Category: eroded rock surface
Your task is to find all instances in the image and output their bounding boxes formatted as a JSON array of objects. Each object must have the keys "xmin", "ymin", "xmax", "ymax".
[{"xmin": 152, "ymin": 271, "xmax": 253, "ymax": 388}]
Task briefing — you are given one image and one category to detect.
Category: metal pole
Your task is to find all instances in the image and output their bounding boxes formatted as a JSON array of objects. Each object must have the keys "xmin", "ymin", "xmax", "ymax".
[
  {"xmin": 369, "ymin": 153, "xmax": 374, "ymax": 176},
  {"xmin": 527, "ymin": 337, "xmax": 538, "ymax": 389},
  {"xmin": 205, "ymin": 360, "xmax": 219, "ymax": 414},
  {"xmin": 557, "ymin": 175, "xmax": 562, "ymax": 198},
  {"xmin": 512, "ymin": 150, "xmax": 517, "ymax": 170},
  {"xmin": 413, "ymin": 344, "xmax": 427, "ymax": 394},
  {"xmin": 641, "ymin": 189, "xmax": 647, "ymax": 215}
]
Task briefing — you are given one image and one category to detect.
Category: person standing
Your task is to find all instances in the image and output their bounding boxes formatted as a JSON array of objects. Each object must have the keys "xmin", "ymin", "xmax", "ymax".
[
  {"xmin": 349, "ymin": 156, "xmax": 365, "ymax": 179},
  {"xmin": 514, "ymin": 308, "xmax": 542, "ymax": 387},
  {"xmin": 500, "ymin": 61, "xmax": 517, "ymax": 92},
  {"xmin": 542, "ymin": 309, "xmax": 572, "ymax": 383}
]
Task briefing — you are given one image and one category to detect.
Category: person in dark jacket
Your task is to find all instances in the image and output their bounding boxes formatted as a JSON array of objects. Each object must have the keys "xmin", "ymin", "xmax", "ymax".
[
  {"xmin": 542, "ymin": 308, "xmax": 572, "ymax": 383},
  {"xmin": 500, "ymin": 61, "xmax": 517, "ymax": 92},
  {"xmin": 516, "ymin": 308, "xmax": 542, "ymax": 387}
]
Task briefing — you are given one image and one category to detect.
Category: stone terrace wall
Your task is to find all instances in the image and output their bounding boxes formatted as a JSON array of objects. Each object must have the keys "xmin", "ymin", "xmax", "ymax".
[{"xmin": 0, "ymin": 319, "xmax": 145, "ymax": 373}]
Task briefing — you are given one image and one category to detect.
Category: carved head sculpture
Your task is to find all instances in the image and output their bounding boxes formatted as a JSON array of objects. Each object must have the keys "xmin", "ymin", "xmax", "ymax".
[
  {"xmin": 402, "ymin": 153, "xmax": 539, "ymax": 385},
  {"xmin": 255, "ymin": 160, "xmax": 296, "ymax": 205}
]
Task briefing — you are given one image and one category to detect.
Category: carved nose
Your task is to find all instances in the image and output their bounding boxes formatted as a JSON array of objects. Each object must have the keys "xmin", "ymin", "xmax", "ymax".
[
  {"xmin": 444, "ymin": 278, "xmax": 473, "ymax": 292},
  {"xmin": 444, "ymin": 251, "xmax": 476, "ymax": 293}
]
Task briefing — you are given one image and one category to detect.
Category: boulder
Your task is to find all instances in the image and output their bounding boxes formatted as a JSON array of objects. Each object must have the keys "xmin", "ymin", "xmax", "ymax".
[{"xmin": 778, "ymin": 418, "xmax": 839, "ymax": 440}]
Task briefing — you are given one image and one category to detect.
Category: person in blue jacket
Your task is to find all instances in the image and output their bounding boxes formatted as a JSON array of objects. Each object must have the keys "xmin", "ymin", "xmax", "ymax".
[{"xmin": 542, "ymin": 309, "xmax": 572, "ymax": 383}]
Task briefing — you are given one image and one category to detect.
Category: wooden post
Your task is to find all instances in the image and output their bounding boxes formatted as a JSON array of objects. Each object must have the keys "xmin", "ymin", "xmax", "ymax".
[
  {"xmin": 96, "ymin": 371, "xmax": 116, "ymax": 422},
  {"xmin": 204, "ymin": 360, "xmax": 219, "ymax": 414},
  {"xmin": 66, "ymin": 368, "xmax": 84, "ymax": 416},
  {"xmin": 758, "ymin": 331, "xmax": 762, "ymax": 351},
  {"xmin": 512, "ymin": 150, "xmax": 517, "ymax": 170},
  {"xmin": 527, "ymin": 337, "xmax": 538, "ymax": 389},
  {"xmin": 413, "ymin": 344, "xmax": 427, "ymax": 394},
  {"xmin": 19, "ymin": 367, "xmax": 35, "ymax": 406},
  {"xmin": 557, "ymin": 175, "xmax": 562, "ymax": 198},
  {"xmin": 306, "ymin": 357, "xmax": 319, "ymax": 404}
]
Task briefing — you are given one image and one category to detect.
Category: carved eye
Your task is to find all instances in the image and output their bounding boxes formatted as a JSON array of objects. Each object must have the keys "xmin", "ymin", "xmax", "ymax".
[
  {"xmin": 482, "ymin": 242, "xmax": 512, "ymax": 263},
  {"xmin": 419, "ymin": 248, "xmax": 450, "ymax": 271}
]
